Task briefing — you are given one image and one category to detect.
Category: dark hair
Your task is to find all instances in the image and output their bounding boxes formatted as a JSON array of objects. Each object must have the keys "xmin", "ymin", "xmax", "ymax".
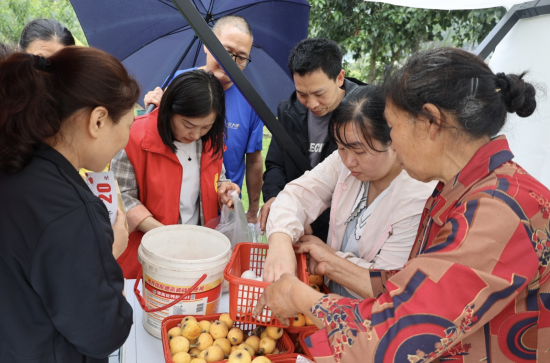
[
  {"xmin": 288, "ymin": 38, "xmax": 343, "ymax": 80},
  {"xmin": 19, "ymin": 19, "xmax": 76, "ymax": 51},
  {"xmin": 386, "ymin": 47, "xmax": 537, "ymax": 138},
  {"xmin": 0, "ymin": 47, "xmax": 140, "ymax": 174},
  {"xmin": 157, "ymin": 70, "xmax": 226, "ymax": 158},
  {"xmin": 212, "ymin": 15, "xmax": 253, "ymax": 40},
  {"xmin": 330, "ymin": 85, "xmax": 390, "ymax": 153},
  {"xmin": 0, "ymin": 43, "xmax": 16, "ymax": 61}
]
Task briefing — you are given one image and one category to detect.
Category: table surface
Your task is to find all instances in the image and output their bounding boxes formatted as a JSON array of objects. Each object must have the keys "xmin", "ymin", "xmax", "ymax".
[{"xmin": 123, "ymin": 279, "xmax": 230, "ymax": 363}]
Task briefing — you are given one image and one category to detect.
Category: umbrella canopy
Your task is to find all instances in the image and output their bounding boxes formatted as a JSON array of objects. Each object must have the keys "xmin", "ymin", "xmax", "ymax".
[{"xmin": 69, "ymin": 0, "xmax": 310, "ymax": 114}]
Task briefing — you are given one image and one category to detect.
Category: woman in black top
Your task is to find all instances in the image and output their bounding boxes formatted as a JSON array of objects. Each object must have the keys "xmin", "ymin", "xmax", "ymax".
[{"xmin": 0, "ymin": 47, "xmax": 139, "ymax": 362}]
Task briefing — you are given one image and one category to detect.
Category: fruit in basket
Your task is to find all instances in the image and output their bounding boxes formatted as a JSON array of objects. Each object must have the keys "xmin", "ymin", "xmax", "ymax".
[
  {"xmin": 182, "ymin": 321, "xmax": 202, "ymax": 340},
  {"xmin": 198, "ymin": 320, "xmax": 212, "ymax": 333},
  {"xmin": 227, "ymin": 327, "xmax": 244, "ymax": 345},
  {"xmin": 309, "ymin": 283, "xmax": 321, "ymax": 292},
  {"xmin": 230, "ymin": 346, "xmax": 238, "ymax": 354},
  {"xmin": 258, "ymin": 337, "xmax": 276, "ymax": 355},
  {"xmin": 182, "ymin": 316, "xmax": 198, "ymax": 325},
  {"xmin": 214, "ymin": 337, "xmax": 232, "ymax": 355},
  {"xmin": 245, "ymin": 335, "xmax": 260, "ymax": 354},
  {"xmin": 292, "ymin": 313, "xmax": 305, "ymax": 327},
  {"xmin": 228, "ymin": 349, "xmax": 252, "ymax": 363},
  {"xmin": 189, "ymin": 347, "xmax": 201, "ymax": 356},
  {"xmin": 271, "ymin": 348, "xmax": 279, "ymax": 355},
  {"xmin": 198, "ymin": 350, "xmax": 206, "ymax": 359},
  {"xmin": 309, "ymin": 274, "xmax": 323, "ymax": 286},
  {"xmin": 237, "ymin": 343, "xmax": 255, "ymax": 358},
  {"xmin": 190, "ymin": 359, "xmax": 207, "ymax": 363},
  {"xmin": 170, "ymin": 336, "xmax": 190, "ymax": 355},
  {"xmin": 219, "ymin": 313, "xmax": 234, "ymax": 329},
  {"xmin": 172, "ymin": 352, "xmax": 192, "ymax": 363},
  {"xmin": 210, "ymin": 321, "xmax": 229, "ymax": 339},
  {"xmin": 305, "ymin": 315, "xmax": 316, "ymax": 326},
  {"xmin": 192, "ymin": 332, "xmax": 213, "ymax": 351},
  {"xmin": 251, "ymin": 357, "xmax": 271, "ymax": 363},
  {"xmin": 203, "ymin": 345, "xmax": 225, "ymax": 362},
  {"xmin": 241, "ymin": 270, "xmax": 258, "ymax": 280},
  {"xmin": 260, "ymin": 331, "xmax": 268, "ymax": 339},
  {"xmin": 265, "ymin": 327, "xmax": 283, "ymax": 340},
  {"xmin": 168, "ymin": 326, "xmax": 182, "ymax": 339}
]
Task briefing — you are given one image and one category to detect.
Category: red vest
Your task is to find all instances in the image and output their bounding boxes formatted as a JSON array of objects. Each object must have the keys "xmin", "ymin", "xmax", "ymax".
[{"xmin": 117, "ymin": 109, "xmax": 222, "ymax": 278}]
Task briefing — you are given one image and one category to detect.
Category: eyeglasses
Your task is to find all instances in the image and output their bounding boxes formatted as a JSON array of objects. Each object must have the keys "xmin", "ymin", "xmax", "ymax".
[{"xmin": 227, "ymin": 51, "xmax": 252, "ymax": 68}]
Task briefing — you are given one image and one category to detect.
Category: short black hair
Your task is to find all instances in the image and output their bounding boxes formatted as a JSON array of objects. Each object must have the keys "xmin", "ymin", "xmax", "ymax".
[
  {"xmin": 157, "ymin": 70, "xmax": 226, "ymax": 159},
  {"xmin": 385, "ymin": 47, "xmax": 537, "ymax": 139},
  {"xmin": 288, "ymin": 38, "xmax": 343, "ymax": 80},
  {"xmin": 330, "ymin": 85, "xmax": 390, "ymax": 153},
  {"xmin": 19, "ymin": 19, "xmax": 75, "ymax": 51}
]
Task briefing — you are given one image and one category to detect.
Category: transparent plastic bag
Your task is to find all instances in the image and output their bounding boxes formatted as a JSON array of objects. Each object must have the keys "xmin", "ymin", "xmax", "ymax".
[{"xmin": 215, "ymin": 191, "xmax": 253, "ymax": 248}]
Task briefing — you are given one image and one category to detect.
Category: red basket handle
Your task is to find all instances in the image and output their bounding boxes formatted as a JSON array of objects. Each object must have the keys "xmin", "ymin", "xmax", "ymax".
[{"xmin": 133, "ymin": 267, "xmax": 207, "ymax": 313}]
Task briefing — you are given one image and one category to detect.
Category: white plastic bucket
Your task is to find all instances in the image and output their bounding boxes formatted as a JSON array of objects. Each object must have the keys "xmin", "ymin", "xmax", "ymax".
[{"xmin": 136, "ymin": 225, "xmax": 231, "ymax": 339}]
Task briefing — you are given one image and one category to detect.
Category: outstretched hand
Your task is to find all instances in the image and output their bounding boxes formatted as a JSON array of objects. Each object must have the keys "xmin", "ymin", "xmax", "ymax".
[
  {"xmin": 217, "ymin": 182, "xmax": 241, "ymax": 208},
  {"xmin": 294, "ymin": 235, "xmax": 338, "ymax": 276}
]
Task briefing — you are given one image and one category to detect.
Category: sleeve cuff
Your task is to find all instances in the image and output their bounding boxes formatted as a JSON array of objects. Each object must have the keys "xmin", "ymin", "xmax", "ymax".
[
  {"xmin": 126, "ymin": 205, "xmax": 153, "ymax": 233},
  {"xmin": 266, "ymin": 227, "xmax": 296, "ymax": 242}
]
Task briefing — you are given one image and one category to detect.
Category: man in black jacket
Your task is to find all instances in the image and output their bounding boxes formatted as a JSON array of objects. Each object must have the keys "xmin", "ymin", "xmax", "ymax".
[{"xmin": 260, "ymin": 38, "xmax": 364, "ymax": 242}]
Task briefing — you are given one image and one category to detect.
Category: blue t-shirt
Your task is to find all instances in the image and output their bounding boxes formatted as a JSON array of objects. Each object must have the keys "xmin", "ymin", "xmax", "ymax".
[{"xmin": 170, "ymin": 68, "xmax": 263, "ymax": 188}]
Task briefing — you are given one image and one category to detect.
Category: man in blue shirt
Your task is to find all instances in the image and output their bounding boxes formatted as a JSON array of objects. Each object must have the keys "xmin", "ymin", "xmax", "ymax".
[{"xmin": 144, "ymin": 15, "xmax": 263, "ymax": 223}]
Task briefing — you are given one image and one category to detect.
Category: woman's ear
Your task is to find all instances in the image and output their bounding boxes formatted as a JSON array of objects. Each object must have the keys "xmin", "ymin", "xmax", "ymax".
[
  {"xmin": 421, "ymin": 103, "xmax": 445, "ymax": 141},
  {"xmin": 87, "ymin": 106, "xmax": 109, "ymax": 139}
]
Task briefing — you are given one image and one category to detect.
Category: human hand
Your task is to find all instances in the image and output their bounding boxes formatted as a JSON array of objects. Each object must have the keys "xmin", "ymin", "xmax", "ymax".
[
  {"xmin": 259, "ymin": 197, "xmax": 276, "ymax": 232},
  {"xmin": 144, "ymin": 87, "xmax": 164, "ymax": 108},
  {"xmin": 263, "ymin": 233, "xmax": 297, "ymax": 282},
  {"xmin": 304, "ymin": 224, "xmax": 313, "ymax": 235},
  {"xmin": 218, "ymin": 182, "xmax": 241, "ymax": 208},
  {"xmin": 246, "ymin": 210, "xmax": 258, "ymax": 224},
  {"xmin": 295, "ymin": 235, "xmax": 338, "ymax": 276},
  {"xmin": 112, "ymin": 209, "xmax": 129, "ymax": 259},
  {"xmin": 253, "ymin": 273, "xmax": 304, "ymax": 326}
]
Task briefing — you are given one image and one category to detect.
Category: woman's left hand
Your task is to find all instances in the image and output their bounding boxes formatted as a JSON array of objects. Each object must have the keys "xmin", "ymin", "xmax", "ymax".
[
  {"xmin": 295, "ymin": 235, "xmax": 338, "ymax": 276},
  {"xmin": 218, "ymin": 182, "xmax": 241, "ymax": 208},
  {"xmin": 254, "ymin": 273, "xmax": 323, "ymax": 326}
]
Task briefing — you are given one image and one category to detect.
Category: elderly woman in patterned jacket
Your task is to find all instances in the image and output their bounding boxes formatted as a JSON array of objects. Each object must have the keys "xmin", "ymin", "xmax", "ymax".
[{"xmin": 256, "ymin": 47, "xmax": 549, "ymax": 363}]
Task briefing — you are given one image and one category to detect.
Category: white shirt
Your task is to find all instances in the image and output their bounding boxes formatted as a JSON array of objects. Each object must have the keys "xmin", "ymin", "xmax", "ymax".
[{"xmin": 174, "ymin": 141, "xmax": 200, "ymax": 225}]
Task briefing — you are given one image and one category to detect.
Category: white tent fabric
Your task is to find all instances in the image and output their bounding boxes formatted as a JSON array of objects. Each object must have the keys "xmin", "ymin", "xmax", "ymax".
[
  {"xmin": 365, "ymin": 1, "xmax": 518, "ymax": 10},
  {"xmin": 490, "ymin": 14, "xmax": 550, "ymax": 188}
]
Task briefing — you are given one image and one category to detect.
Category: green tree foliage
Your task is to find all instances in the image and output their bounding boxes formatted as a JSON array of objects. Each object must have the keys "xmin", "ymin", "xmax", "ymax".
[
  {"xmin": 309, "ymin": 1, "xmax": 505, "ymax": 82},
  {"xmin": 0, "ymin": 0, "xmax": 87, "ymax": 47}
]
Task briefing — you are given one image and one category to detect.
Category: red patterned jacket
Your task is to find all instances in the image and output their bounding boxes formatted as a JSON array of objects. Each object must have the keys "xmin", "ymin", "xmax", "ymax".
[{"xmin": 308, "ymin": 136, "xmax": 550, "ymax": 363}]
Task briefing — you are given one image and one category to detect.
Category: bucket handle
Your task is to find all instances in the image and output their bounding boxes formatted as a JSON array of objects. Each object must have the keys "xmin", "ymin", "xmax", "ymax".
[{"xmin": 133, "ymin": 267, "xmax": 207, "ymax": 313}]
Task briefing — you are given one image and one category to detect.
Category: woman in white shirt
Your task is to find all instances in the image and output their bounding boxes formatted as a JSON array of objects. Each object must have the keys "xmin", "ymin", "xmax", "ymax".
[{"xmin": 263, "ymin": 85, "xmax": 436, "ymax": 298}]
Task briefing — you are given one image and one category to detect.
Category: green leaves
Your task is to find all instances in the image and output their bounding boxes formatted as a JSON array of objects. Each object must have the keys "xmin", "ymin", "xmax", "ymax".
[
  {"xmin": 309, "ymin": 2, "xmax": 505, "ymax": 83},
  {"xmin": 0, "ymin": 0, "xmax": 87, "ymax": 46}
]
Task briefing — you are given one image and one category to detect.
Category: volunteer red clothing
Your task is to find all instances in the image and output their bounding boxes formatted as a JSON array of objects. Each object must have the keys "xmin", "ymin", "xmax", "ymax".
[{"xmin": 114, "ymin": 109, "xmax": 223, "ymax": 278}]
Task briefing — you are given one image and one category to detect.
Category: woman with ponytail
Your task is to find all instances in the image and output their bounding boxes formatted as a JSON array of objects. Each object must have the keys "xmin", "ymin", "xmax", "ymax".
[
  {"xmin": 0, "ymin": 47, "xmax": 139, "ymax": 362},
  {"xmin": 258, "ymin": 48, "xmax": 550, "ymax": 363}
]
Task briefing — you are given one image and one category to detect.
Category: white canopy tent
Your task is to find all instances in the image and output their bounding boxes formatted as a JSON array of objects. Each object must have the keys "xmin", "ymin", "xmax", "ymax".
[{"xmin": 366, "ymin": 1, "xmax": 550, "ymax": 188}]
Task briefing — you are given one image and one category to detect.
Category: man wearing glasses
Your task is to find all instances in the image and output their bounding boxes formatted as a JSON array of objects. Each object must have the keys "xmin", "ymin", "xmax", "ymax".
[{"xmin": 144, "ymin": 15, "xmax": 262, "ymax": 223}]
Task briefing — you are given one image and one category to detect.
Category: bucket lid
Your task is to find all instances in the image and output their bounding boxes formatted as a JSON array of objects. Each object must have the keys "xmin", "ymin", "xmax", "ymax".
[{"xmin": 139, "ymin": 225, "xmax": 231, "ymax": 265}]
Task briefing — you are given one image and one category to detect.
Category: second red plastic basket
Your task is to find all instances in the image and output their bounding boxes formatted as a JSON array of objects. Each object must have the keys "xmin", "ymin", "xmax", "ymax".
[
  {"xmin": 224, "ymin": 243, "xmax": 309, "ymax": 328},
  {"xmin": 161, "ymin": 313, "xmax": 295, "ymax": 363}
]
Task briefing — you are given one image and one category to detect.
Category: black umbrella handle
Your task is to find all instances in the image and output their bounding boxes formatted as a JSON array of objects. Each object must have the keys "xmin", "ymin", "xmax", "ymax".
[{"xmin": 145, "ymin": 104, "xmax": 156, "ymax": 114}]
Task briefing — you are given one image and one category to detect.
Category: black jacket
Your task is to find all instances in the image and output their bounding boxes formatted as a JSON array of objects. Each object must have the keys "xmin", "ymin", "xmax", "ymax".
[
  {"xmin": 0, "ymin": 147, "xmax": 133, "ymax": 363},
  {"xmin": 263, "ymin": 78, "xmax": 364, "ymax": 242}
]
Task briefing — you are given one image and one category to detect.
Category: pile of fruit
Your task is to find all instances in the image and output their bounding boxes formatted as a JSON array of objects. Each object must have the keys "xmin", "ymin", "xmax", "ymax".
[
  {"xmin": 290, "ymin": 274, "xmax": 324, "ymax": 328},
  {"xmin": 167, "ymin": 313, "xmax": 287, "ymax": 363}
]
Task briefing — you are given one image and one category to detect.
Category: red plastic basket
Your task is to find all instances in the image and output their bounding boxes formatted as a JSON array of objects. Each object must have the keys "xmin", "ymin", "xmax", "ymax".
[
  {"xmin": 271, "ymin": 353, "xmax": 311, "ymax": 362},
  {"xmin": 161, "ymin": 313, "xmax": 295, "ymax": 363},
  {"xmin": 223, "ymin": 243, "xmax": 309, "ymax": 328},
  {"xmin": 298, "ymin": 329, "xmax": 317, "ymax": 361},
  {"xmin": 286, "ymin": 325, "xmax": 318, "ymax": 349}
]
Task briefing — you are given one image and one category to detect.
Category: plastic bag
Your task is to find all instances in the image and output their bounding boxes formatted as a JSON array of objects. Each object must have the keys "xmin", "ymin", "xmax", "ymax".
[{"xmin": 215, "ymin": 191, "xmax": 253, "ymax": 248}]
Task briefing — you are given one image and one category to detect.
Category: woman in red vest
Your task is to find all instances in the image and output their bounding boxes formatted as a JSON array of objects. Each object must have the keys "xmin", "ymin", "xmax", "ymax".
[{"xmin": 112, "ymin": 70, "xmax": 240, "ymax": 278}]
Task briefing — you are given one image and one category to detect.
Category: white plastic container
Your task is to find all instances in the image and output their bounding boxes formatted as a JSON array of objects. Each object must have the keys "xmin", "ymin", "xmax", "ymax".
[{"xmin": 137, "ymin": 225, "xmax": 231, "ymax": 339}]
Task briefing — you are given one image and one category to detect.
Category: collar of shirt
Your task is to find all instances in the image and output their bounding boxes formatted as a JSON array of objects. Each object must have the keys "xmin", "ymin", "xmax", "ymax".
[
  {"xmin": 34, "ymin": 146, "xmax": 90, "ymax": 191},
  {"xmin": 428, "ymin": 135, "xmax": 514, "ymax": 227}
]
